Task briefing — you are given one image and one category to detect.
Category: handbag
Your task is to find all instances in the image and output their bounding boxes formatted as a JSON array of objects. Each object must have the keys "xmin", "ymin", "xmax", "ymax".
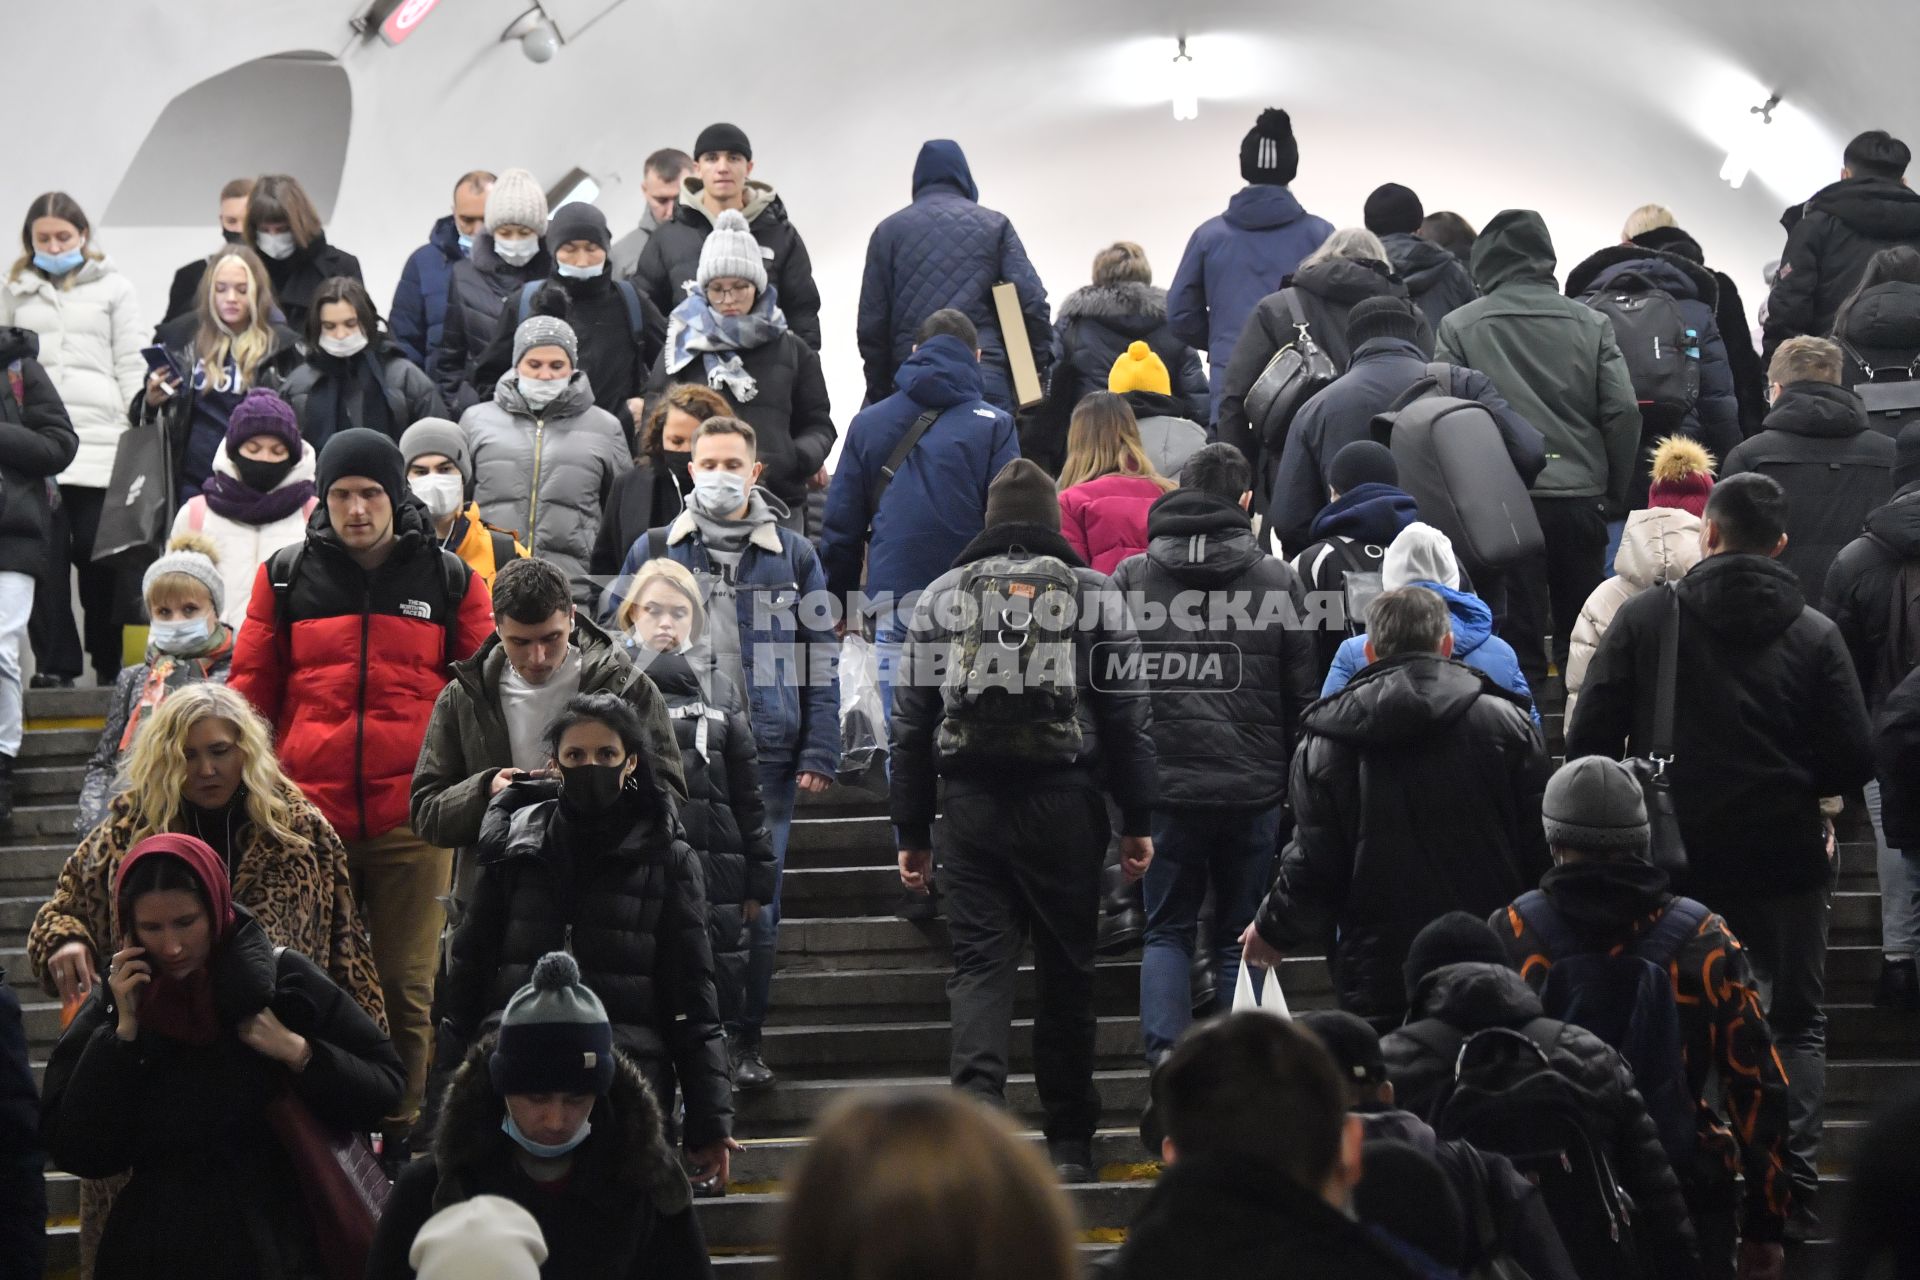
[
  {"xmin": 1243, "ymin": 290, "xmax": 1336, "ymax": 452},
  {"xmin": 92, "ymin": 419, "xmax": 176, "ymax": 573},
  {"xmin": 264, "ymin": 1088, "xmax": 389, "ymax": 1280},
  {"xmin": 1625, "ymin": 582, "xmax": 1689, "ymax": 879}
]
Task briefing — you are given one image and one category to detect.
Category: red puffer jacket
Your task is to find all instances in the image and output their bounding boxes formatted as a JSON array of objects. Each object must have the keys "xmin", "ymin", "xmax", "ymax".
[
  {"xmin": 230, "ymin": 501, "xmax": 494, "ymax": 842},
  {"xmin": 1058, "ymin": 472, "xmax": 1169, "ymax": 575}
]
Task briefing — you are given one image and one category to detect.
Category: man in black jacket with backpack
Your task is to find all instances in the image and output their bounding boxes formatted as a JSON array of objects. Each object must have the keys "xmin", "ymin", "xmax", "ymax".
[{"xmin": 891, "ymin": 457, "xmax": 1156, "ymax": 1183}]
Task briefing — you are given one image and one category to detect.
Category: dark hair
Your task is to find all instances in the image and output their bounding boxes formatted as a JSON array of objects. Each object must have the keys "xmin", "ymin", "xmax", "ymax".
[
  {"xmin": 115, "ymin": 855, "xmax": 212, "ymax": 940},
  {"xmin": 645, "ymin": 149, "xmax": 694, "ymax": 181},
  {"xmin": 1156, "ymin": 1013, "xmax": 1348, "ymax": 1188},
  {"xmin": 916, "ymin": 308, "xmax": 978, "ymax": 349},
  {"xmin": 453, "ymin": 170, "xmax": 497, "ymax": 198},
  {"xmin": 305, "ymin": 276, "xmax": 381, "ymax": 347},
  {"xmin": 1416, "ymin": 211, "xmax": 1476, "ymax": 262},
  {"xmin": 1835, "ymin": 246, "xmax": 1920, "ymax": 338},
  {"xmin": 491, "ymin": 557, "xmax": 573, "ymax": 624},
  {"xmin": 1845, "ymin": 130, "xmax": 1911, "ymax": 181},
  {"xmin": 643, "ymin": 383, "xmax": 731, "ymax": 462},
  {"xmin": 1368, "ymin": 586, "xmax": 1451, "ymax": 659},
  {"xmin": 1704, "ymin": 473, "xmax": 1788, "ymax": 554},
  {"xmin": 1177, "ymin": 443, "xmax": 1252, "ymax": 502},
  {"xmin": 542, "ymin": 691, "xmax": 648, "ymax": 761},
  {"xmin": 246, "ymin": 174, "xmax": 324, "ymax": 249}
]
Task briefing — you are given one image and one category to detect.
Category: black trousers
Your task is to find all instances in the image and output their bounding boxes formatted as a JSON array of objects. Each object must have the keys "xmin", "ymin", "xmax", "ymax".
[
  {"xmin": 30, "ymin": 484, "xmax": 125, "ymax": 682},
  {"xmin": 941, "ymin": 784, "xmax": 1107, "ymax": 1144},
  {"xmin": 1503, "ymin": 494, "xmax": 1609, "ymax": 684}
]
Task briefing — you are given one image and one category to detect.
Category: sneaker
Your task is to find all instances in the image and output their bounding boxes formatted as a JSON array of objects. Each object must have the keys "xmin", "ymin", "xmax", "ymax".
[
  {"xmin": 1048, "ymin": 1138, "xmax": 1095, "ymax": 1184},
  {"xmin": 1875, "ymin": 957, "xmax": 1919, "ymax": 1011},
  {"xmin": 730, "ymin": 1038, "xmax": 775, "ymax": 1092}
]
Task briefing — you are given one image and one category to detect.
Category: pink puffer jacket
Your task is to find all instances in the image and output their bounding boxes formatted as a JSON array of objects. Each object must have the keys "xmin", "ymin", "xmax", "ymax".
[{"xmin": 1058, "ymin": 472, "xmax": 1168, "ymax": 574}]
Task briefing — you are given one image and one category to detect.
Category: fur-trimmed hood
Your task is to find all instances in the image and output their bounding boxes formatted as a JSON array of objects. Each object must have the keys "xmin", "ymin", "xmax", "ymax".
[
  {"xmin": 1056, "ymin": 281, "xmax": 1170, "ymax": 323},
  {"xmin": 1565, "ymin": 242, "xmax": 1719, "ymax": 309},
  {"xmin": 430, "ymin": 1034, "xmax": 691, "ymax": 1217}
]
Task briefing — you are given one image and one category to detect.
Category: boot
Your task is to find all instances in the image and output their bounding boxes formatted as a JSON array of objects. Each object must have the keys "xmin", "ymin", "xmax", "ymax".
[
  {"xmin": 0, "ymin": 752, "xmax": 16, "ymax": 829},
  {"xmin": 1097, "ymin": 861, "xmax": 1145, "ymax": 957},
  {"xmin": 1876, "ymin": 957, "xmax": 1919, "ymax": 1011}
]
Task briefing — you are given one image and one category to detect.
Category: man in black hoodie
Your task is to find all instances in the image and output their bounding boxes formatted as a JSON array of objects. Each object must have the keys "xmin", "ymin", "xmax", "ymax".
[
  {"xmin": 1108, "ymin": 444, "xmax": 1320, "ymax": 1061},
  {"xmin": 1765, "ymin": 130, "xmax": 1920, "ymax": 359},
  {"xmin": 1567, "ymin": 472, "xmax": 1875, "ymax": 1217},
  {"xmin": 1364, "ymin": 184, "xmax": 1477, "ymax": 329}
]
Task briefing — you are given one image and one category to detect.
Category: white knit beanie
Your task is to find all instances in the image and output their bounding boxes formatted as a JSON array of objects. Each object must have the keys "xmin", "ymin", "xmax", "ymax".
[
  {"xmin": 409, "ymin": 1197, "xmax": 547, "ymax": 1280},
  {"xmin": 697, "ymin": 209, "xmax": 767, "ymax": 292},
  {"xmin": 1383, "ymin": 522, "xmax": 1461, "ymax": 591},
  {"xmin": 142, "ymin": 541, "xmax": 225, "ymax": 616},
  {"xmin": 486, "ymin": 168, "xmax": 550, "ymax": 236}
]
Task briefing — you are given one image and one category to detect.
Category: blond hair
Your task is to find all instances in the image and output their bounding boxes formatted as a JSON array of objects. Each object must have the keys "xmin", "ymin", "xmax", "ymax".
[
  {"xmin": 118, "ymin": 684, "xmax": 305, "ymax": 852},
  {"xmin": 1057, "ymin": 391, "xmax": 1174, "ymax": 493},
  {"xmin": 778, "ymin": 1091, "xmax": 1079, "ymax": 1280},
  {"xmin": 1768, "ymin": 336, "xmax": 1844, "ymax": 387},
  {"xmin": 194, "ymin": 245, "xmax": 279, "ymax": 391},
  {"xmin": 1092, "ymin": 241, "xmax": 1153, "ymax": 287},
  {"xmin": 1622, "ymin": 204, "xmax": 1677, "ymax": 240},
  {"xmin": 144, "ymin": 532, "xmax": 221, "ymax": 611},
  {"xmin": 619, "ymin": 558, "xmax": 706, "ymax": 642}
]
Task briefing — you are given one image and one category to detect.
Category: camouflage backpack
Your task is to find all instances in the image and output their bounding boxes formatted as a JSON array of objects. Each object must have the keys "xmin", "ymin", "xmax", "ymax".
[{"xmin": 934, "ymin": 550, "xmax": 1085, "ymax": 766}]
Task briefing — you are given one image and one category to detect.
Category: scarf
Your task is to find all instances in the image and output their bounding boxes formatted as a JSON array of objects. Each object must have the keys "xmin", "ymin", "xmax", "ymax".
[
  {"xmin": 118, "ymin": 630, "xmax": 236, "ymax": 752},
  {"xmin": 688, "ymin": 487, "xmax": 784, "ymax": 554},
  {"xmin": 113, "ymin": 835, "xmax": 236, "ymax": 1047},
  {"xmin": 200, "ymin": 463, "xmax": 315, "ymax": 525},
  {"xmin": 302, "ymin": 347, "xmax": 395, "ymax": 449},
  {"xmin": 665, "ymin": 285, "xmax": 789, "ymax": 404}
]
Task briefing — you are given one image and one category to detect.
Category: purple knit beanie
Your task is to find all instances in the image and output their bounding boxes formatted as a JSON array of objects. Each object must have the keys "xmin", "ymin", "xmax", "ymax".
[{"xmin": 225, "ymin": 388, "xmax": 302, "ymax": 456}]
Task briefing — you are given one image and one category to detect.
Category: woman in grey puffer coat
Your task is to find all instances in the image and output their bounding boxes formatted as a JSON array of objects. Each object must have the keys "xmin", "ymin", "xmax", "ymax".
[{"xmin": 460, "ymin": 314, "xmax": 630, "ymax": 598}]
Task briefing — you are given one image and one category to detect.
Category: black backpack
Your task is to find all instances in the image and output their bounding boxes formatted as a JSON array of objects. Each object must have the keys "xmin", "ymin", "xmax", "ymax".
[
  {"xmin": 1839, "ymin": 339, "xmax": 1920, "ymax": 439},
  {"xmin": 1412, "ymin": 1021, "xmax": 1644, "ymax": 1280},
  {"xmin": 1578, "ymin": 273, "xmax": 1699, "ymax": 424},
  {"xmin": 1244, "ymin": 289, "xmax": 1337, "ymax": 453},
  {"xmin": 1866, "ymin": 533, "xmax": 1920, "ymax": 698},
  {"xmin": 1298, "ymin": 536, "xmax": 1384, "ymax": 638},
  {"xmin": 1512, "ymin": 891, "xmax": 1707, "ymax": 1173}
]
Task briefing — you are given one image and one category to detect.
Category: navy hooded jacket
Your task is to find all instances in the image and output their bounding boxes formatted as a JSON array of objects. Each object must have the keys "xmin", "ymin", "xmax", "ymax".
[
  {"xmin": 821, "ymin": 334, "xmax": 1019, "ymax": 619},
  {"xmin": 1167, "ymin": 185, "xmax": 1333, "ymax": 416},
  {"xmin": 389, "ymin": 215, "xmax": 464, "ymax": 369},
  {"xmin": 857, "ymin": 141, "xmax": 1051, "ymax": 414}
]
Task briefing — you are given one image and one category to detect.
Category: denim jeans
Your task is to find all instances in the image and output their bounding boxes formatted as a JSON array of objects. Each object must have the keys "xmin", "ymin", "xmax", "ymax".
[
  {"xmin": 1864, "ymin": 779, "xmax": 1919, "ymax": 957},
  {"xmin": 734, "ymin": 755, "xmax": 798, "ymax": 1039},
  {"xmin": 1139, "ymin": 805, "xmax": 1283, "ymax": 1059}
]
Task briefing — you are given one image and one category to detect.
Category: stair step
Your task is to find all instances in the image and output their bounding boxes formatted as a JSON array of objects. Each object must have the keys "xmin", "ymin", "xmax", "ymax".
[
  {"xmin": 0, "ymin": 843, "xmax": 79, "ymax": 895},
  {"xmin": 18, "ymin": 726, "xmax": 99, "ymax": 766},
  {"xmin": 0, "ymin": 803, "xmax": 80, "ymax": 845},
  {"xmin": 760, "ymin": 1015, "xmax": 1143, "ymax": 1079},
  {"xmin": 724, "ymin": 1126, "xmax": 1154, "ymax": 1190},
  {"xmin": 729, "ymin": 1068, "xmax": 1151, "ymax": 1137},
  {"xmin": 24, "ymin": 686, "xmax": 113, "ymax": 720},
  {"xmin": 694, "ymin": 1179, "xmax": 1147, "ymax": 1250}
]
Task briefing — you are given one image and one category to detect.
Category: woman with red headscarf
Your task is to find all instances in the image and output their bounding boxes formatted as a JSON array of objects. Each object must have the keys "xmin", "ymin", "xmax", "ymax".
[{"xmin": 40, "ymin": 834, "xmax": 401, "ymax": 1280}]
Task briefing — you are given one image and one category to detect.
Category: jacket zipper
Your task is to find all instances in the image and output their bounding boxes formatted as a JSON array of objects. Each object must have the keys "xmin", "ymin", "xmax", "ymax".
[
  {"xmin": 353, "ymin": 586, "xmax": 371, "ymax": 840},
  {"xmin": 526, "ymin": 416, "xmax": 546, "ymax": 555}
]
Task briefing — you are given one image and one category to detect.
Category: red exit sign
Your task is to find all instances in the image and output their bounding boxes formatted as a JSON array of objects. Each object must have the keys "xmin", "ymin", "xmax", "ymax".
[{"xmin": 379, "ymin": 0, "xmax": 441, "ymax": 45}]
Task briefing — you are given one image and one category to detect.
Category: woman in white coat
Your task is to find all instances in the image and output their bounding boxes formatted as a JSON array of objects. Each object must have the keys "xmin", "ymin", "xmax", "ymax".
[{"xmin": 0, "ymin": 193, "xmax": 146, "ymax": 687}]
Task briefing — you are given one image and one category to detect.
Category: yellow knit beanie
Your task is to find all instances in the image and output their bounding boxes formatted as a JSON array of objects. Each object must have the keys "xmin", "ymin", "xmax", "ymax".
[{"xmin": 1108, "ymin": 340, "xmax": 1172, "ymax": 397}]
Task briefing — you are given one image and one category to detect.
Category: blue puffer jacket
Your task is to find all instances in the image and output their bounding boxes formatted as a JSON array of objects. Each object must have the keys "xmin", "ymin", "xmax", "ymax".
[
  {"xmin": 615, "ymin": 511, "xmax": 840, "ymax": 777},
  {"xmin": 820, "ymin": 334, "xmax": 1019, "ymax": 618},
  {"xmin": 389, "ymin": 215, "xmax": 464, "ymax": 369},
  {"xmin": 857, "ymin": 141, "xmax": 1051, "ymax": 413},
  {"xmin": 1323, "ymin": 580, "xmax": 1539, "ymax": 725},
  {"xmin": 1167, "ymin": 185, "xmax": 1333, "ymax": 416}
]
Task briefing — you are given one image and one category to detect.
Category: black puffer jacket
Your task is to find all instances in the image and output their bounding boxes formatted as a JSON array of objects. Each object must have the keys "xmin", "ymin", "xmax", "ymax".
[
  {"xmin": 1382, "ymin": 232, "xmax": 1476, "ymax": 329},
  {"xmin": 442, "ymin": 778, "xmax": 731, "ymax": 1147},
  {"xmin": 645, "ymin": 652, "xmax": 776, "ymax": 1022},
  {"xmin": 1630, "ymin": 226, "xmax": 1768, "ymax": 436},
  {"xmin": 591, "ymin": 458, "xmax": 686, "ymax": 583},
  {"xmin": 1873, "ymin": 662, "xmax": 1920, "ymax": 848},
  {"xmin": 1823, "ymin": 481, "xmax": 1920, "ymax": 711},
  {"xmin": 368, "ymin": 1039, "xmax": 709, "ymax": 1280},
  {"xmin": 1723, "ymin": 381, "xmax": 1895, "ymax": 592},
  {"xmin": 1049, "ymin": 280, "xmax": 1210, "ymax": 421},
  {"xmin": 1253, "ymin": 653, "xmax": 1548, "ymax": 1026},
  {"xmin": 433, "ymin": 233, "xmax": 553, "ymax": 414},
  {"xmin": 257, "ymin": 232, "xmax": 362, "ymax": 334},
  {"xmin": 1834, "ymin": 279, "xmax": 1920, "ymax": 388},
  {"xmin": 1566, "ymin": 552, "xmax": 1874, "ymax": 899},
  {"xmin": 1765, "ymin": 176, "xmax": 1920, "ymax": 356},
  {"xmin": 643, "ymin": 331, "xmax": 836, "ymax": 506},
  {"xmin": 1217, "ymin": 258, "xmax": 1435, "ymax": 478},
  {"xmin": 0, "ymin": 327, "xmax": 79, "ymax": 575},
  {"xmin": 280, "ymin": 339, "xmax": 444, "ymax": 448},
  {"xmin": 0, "ymin": 986, "xmax": 43, "ymax": 1280},
  {"xmin": 1382, "ymin": 962, "xmax": 1698, "ymax": 1280},
  {"xmin": 475, "ymin": 275, "xmax": 668, "ymax": 440},
  {"xmin": 1107, "ymin": 488, "xmax": 1319, "ymax": 811},
  {"xmin": 632, "ymin": 180, "xmax": 822, "ymax": 351}
]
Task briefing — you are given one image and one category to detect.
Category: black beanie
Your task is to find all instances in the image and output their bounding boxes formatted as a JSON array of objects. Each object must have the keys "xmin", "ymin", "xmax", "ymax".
[
  {"xmin": 695, "ymin": 122, "xmax": 753, "ymax": 161},
  {"xmin": 1403, "ymin": 911, "xmax": 1507, "ymax": 1001},
  {"xmin": 984, "ymin": 458, "xmax": 1061, "ymax": 533},
  {"xmin": 1897, "ymin": 421, "xmax": 1920, "ymax": 490},
  {"xmin": 1329, "ymin": 440, "xmax": 1399, "ymax": 494},
  {"xmin": 545, "ymin": 201, "xmax": 610, "ymax": 254},
  {"xmin": 1363, "ymin": 183, "xmax": 1424, "ymax": 236},
  {"xmin": 489, "ymin": 952, "xmax": 618, "ymax": 1098},
  {"xmin": 1240, "ymin": 108, "xmax": 1299, "ymax": 186},
  {"xmin": 317, "ymin": 428, "xmax": 405, "ymax": 506},
  {"xmin": 1346, "ymin": 295, "xmax": 1425, "ymax": 350}
]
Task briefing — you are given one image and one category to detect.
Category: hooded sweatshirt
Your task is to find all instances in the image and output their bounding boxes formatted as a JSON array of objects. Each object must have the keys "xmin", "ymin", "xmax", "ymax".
[
  {"xmin": 1564, "ymin": 507, "xmax": 1702, "ymax": 724},
  {"xmin": 1382, "ymin": 231, "xmax": 1477, "ymax": 328}
]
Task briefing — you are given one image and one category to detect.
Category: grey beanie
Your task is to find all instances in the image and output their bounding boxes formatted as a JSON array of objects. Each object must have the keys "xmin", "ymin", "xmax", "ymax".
[
  {"xmin": 697, "ymin": 209, "xmax": 767, "ymax": 292},
  {"xmin": 512, "ymin": 314, "xmax": 578, "ymax": 366},
  {"xmin": 398, "ymin": 418, "xmax": 472, "ymax": 485},
  {"xmin": 486, "ymin": 168, "xmax": 549, "ymax": 236},
  {"xmin": 489, "ymin": 952, "xmax": 617, "ymax": 1097},
  {"xmin": 1543, "ymin": 757, "xmax": 1651, "ymax": 854},
  {"xmin": 143, "ymin": 540, "xmax": 226, "ymax": 617}
]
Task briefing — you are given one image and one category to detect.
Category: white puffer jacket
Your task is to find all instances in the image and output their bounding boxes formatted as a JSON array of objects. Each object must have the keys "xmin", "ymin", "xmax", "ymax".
[
  {"xmin": 0, "ymin": 256, "xmax": 146, "ymax": 488},
  {"xmin": 1564, "ymin": 506, "xmax": 1704, "ymax": 727},
  {"xmin": 169, "ymin": 441, "xmax": 317, "ymax": 629}
]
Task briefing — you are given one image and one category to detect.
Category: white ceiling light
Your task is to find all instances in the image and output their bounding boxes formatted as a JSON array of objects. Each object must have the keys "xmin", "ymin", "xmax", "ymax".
[
  {"xmin": 1170, "ymin": 37, "xmax": 1198, "ymax": 121},
  {"xmin": 502, "ymin": 6, "xmax": 562, "ymax": 63},
  {"xmin": 1720, "ymin": 93, "xmax": 1781, "ymax": 190}
]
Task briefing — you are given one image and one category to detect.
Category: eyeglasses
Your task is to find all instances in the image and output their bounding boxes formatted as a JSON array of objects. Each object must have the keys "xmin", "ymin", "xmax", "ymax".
[{"xmin": 705, "ymin": 282, "xmax": 755, "ymax": 303}]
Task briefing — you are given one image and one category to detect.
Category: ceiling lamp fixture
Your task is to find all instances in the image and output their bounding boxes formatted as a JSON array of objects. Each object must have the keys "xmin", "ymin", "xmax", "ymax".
[
  {"xmin": 502, "ymin": 6, "xmax": 562, "ymax": 63},
  {"xmin": 1171, "ymin": 38, "xmax": 1198, "ymax": 122},
  {"xmin": 1720, "ymin": 92, "xmax": 1782, "ymax": 190}
]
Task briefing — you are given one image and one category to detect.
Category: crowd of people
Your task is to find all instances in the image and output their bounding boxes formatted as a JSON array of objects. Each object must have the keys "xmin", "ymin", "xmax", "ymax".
[{"xmin": 0, "ymin": 104, "xmax": 1915, "ymax": 1280}]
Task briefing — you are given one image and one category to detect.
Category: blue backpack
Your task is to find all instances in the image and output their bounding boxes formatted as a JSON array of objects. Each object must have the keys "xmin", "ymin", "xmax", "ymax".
[{"xmin": 1513, "ymin": 890, "xmax": 1707, "ymax": 1171}]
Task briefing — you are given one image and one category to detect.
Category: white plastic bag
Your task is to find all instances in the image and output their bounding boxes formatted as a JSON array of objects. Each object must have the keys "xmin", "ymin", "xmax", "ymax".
[
  {"xmin": 1231, "ymin": 959, "xmax": 1292, "ymax": 1019},
  {"xmin": 837, "ymin": 634, "xmax": 886, "ymax": 784}
]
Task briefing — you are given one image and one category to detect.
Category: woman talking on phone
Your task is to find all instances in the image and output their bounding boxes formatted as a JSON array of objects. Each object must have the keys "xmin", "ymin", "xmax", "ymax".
[{"xmin": 40, "ymin": 833, "xmax": 401, "ymax": 1280}]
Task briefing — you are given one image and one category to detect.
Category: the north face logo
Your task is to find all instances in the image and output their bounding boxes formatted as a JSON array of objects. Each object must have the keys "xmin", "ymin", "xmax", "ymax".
[
  {"xmin": 973, "ymin": 408, "xmax": 996, "ymax": 418},
  {"xmin": 398, "ymin": 599, "xmax": 433, "ymax": 620}
]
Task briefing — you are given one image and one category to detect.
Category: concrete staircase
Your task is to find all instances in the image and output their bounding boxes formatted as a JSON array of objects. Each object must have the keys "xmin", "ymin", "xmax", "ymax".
[{"xmin": 7, "ymin": 684, "xmax": 1916, "ymax": 1276}]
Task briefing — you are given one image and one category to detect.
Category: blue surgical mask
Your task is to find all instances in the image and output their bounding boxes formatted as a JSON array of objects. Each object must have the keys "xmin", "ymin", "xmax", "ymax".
[
  {"xmin": 502, "ymin": 1112, "xmax": 592, "ymax": 1159},
  {"xmin": 689, "ymin": 470, "xmax": 748, "ymax": 517},
  {"xmin": 33, "ymin": 249, "xmax": 84, "ymax": 277},
  {"xmin": 555, "ymin": 260, "xmax": 605, "ymax": 281},
  {"xmin": 457, "ymin": 232, "xmax": 474, "ymax": 254},
  {"xmin": 149, "ymin": 616, "xmax": 214, "ymax": 654}
]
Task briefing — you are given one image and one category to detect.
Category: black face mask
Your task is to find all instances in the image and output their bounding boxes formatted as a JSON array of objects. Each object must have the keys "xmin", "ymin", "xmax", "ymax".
[
  {"xmin": 662, "ymin": 450, "xmax": 693, "ymax": 492},
  {"xmin": 559, "ymin": 763, "xmax": 628, "ymax": 816},
  {"xmin": 221, "ymin": 228, "xmax": 244, "ymax": 245},
  {"xmin": 233, "ymin": 453, "xmax": 298, "ymax": 494}
]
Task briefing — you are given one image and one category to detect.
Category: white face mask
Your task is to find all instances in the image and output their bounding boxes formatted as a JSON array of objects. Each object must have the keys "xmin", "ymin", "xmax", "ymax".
[
  {"xmin": 255, "ymin": 231, "xmax": 296, "ymax": 260},
  {"xmin": 689, "ymin": 470, "xmax": 749, "ymax": 517},
  {"xmin": 556, "ymin": 260, "xmax": 604, "ymax": 281},
  {"xmin": 518, "ymin": 374, "xmax": 568, "ymax": 409},
  {"xmin": 409, "ymin": 472, "xmax": 464, "ymax": 519},
  {"xmin": 318, "ymin": 332, "xmax": 368, "ymax": 359},
  {"xmin": 494, "ymin": 235, "xmax": 539, "ymax": 266}
]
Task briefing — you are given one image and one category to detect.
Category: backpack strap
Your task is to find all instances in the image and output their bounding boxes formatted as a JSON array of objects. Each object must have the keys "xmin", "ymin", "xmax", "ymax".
[
  {"xmin": 438, "ymin": 550, "xmax": 471, "ymax": 665},
  {"xmin": 614, "ymin": 280, "xmax": 645, "ymax": 336},
  {"xmin": 267, "ymin": 543, "xmax": 307, "ymax": 668},
  {"xmin": 1651, "ymin": 582, "xmax": 1681, "ymax": 765},
  {"xmin": 1511, "ymin": 889, "xmax": 1578, "ymax": 963},
  {"xmin": 869, "ymin": 408, "xmax": 942, "ymax": 516},
  {"xmin": 1632, "ymin": 897, "xmax": 1711, "ymax": 968},
  {"xmin": 515, "ymin": 281, "xmax": 542, "ymax": 325},
  {"xmin": 1382, "ymin": 363, "xmax": 1450, "ymax": 416}
]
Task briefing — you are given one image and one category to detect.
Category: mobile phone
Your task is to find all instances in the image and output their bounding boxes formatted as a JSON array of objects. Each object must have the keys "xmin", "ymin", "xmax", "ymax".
[{"xmin": 139, "ymin": 345, "xmax": 183, "ymax": 382}]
